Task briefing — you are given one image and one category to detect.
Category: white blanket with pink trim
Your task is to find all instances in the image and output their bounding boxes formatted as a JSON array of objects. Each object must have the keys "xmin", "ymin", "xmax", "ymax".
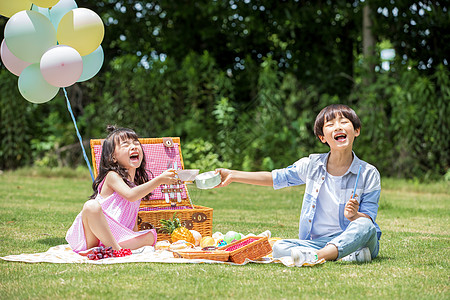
[{"xmin": 0, "ymin": 244, "xmax": 324, "ymax": 267}]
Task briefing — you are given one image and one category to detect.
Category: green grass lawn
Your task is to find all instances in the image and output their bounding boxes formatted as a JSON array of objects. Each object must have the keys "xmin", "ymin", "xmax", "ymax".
[{"xmin": 0, "ymin": 168, "xmax": 449, "ymax": 299}]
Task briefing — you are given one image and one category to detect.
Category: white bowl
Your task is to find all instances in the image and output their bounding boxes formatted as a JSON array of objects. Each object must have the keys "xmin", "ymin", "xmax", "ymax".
[
  {"xmin": 177, "ymin": 169, "xmax": 199, "ymax": 182},
  {"xmin": 195, "ymin": 171, "xmax": 221, "ymax": 189}
]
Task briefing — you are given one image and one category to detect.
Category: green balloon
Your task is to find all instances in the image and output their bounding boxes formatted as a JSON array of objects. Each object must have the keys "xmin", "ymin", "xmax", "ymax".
[
  {"xmin": 4, "ymin": 10, "xmax": 57, "ymax": 63},
  {"xmin": 18, "ymin": 64, "xmax": 59, "ymax": 104},
  {"xmin": 78, "ymin": 45, "xmax": 104, "ymax": 82}
]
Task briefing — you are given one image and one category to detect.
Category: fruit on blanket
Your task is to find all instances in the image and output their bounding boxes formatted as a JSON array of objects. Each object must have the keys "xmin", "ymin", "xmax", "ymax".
[
  {"xmin": 160, "ymin": 213, "xmax": 195, "ymax": 244},
  {"xmin": 169, "ymin": 240, "xmax": 192, "ymax": 250},
  {"xmin": 189, "ymin": 230, "xmax": 202, "ymax": 246},
  {"xmin": 155, "ymin": 240, "xmax": 171, "ymax": 251},
  {"xmin": 84, "ymin": 246, "xmax": 132, "ymax": 260},
  {"xmin": 212, "ymin": 232, "xmax": 223, "ymax": 241},
  {"xmin": 113, "ymin": 249, "xmax": 132, "ymax": 257},
  {"xmin": 224, "ymin": 231, "xmax": 242, "ymax": 244},
  {"xmin": 200, "ymin": 236, "xmax": 215, "ymax": 248},
  {"xmin": 217, "ymin": 239, "xmax": 227, "ymax": 247}
]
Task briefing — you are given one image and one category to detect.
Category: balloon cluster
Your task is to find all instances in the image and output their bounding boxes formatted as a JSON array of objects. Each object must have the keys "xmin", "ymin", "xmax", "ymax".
[{"xmin": 0, "ymin": 0, "xmax": 104, "ymax": 103}]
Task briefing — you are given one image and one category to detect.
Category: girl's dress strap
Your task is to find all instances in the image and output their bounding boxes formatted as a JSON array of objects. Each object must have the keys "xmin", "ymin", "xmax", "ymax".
[{"xmin": 98, "ymin": 178, "xmax": 106, "ymax": 193}]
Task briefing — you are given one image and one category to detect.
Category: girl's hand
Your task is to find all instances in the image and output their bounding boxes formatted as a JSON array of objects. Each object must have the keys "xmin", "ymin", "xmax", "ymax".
[
  {"xmin": 344, "ymin": 198, "xmax": 359, "ymax": 221},
  {"xmin": 157, "ymin": 169, "xmax": 180, "ymax": 185},
  {"xmin": 215, "ymin": 168, "xmax": 233, "ymax": 187}
]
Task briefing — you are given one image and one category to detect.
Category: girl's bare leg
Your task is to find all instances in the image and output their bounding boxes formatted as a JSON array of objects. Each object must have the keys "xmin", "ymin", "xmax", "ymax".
[
  {"xmin": 119, "ymin": 231, "xmax": 156, "ymax": 250},
  {"xmin": 81, "ymin": 200, "xmax": 121, "ymax": 250}
]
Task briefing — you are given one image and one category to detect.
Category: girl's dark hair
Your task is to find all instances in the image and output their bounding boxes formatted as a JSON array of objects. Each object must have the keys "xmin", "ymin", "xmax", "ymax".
[
  {"xmin": 90, "ymin": 125, "xmax": 151, "ymax": 200},
  {"xmin": 314, "ymin": 104, "xmax": 361, "ymax": 139}
]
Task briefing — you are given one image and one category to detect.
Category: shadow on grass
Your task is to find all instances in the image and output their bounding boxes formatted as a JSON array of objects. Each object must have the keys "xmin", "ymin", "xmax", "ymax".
[
  {"xmin": 373, "ymin": 255, "xmax": 394, "ymax": 261},
  {"xmin": 336, "ymin": 255, "xmax": 394, "ymax": 265},
  {"xmin": 37, "ymin": 236, "xmax": 67, "ymax": 246}
]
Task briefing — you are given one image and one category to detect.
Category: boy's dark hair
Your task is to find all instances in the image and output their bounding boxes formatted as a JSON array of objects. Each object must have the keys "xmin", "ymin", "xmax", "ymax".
[
  {"xmin": 90, "ymin": 125, "xmax": 151, "ymax": 200},
  {"xmin": 314, "ymin": 104, "xmax": 361, "ymax": 139}
]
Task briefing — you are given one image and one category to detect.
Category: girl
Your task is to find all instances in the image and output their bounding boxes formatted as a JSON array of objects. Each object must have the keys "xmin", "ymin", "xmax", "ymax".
[
  {"xmin": 215, "ymin": 104, "xmax": 381, "ymax": 266},
  {"xmin": 66, "ymin": 126, "xmax": 179, "ymax": 253}
]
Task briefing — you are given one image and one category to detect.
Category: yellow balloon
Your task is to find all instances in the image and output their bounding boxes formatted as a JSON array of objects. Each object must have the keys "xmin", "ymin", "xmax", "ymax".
[
  {"xmin": 0, "ymin": 0, "xmax": 32, "ymax": 18},
  {"xmin": 32, "ymin": 0, "xmax": 60, "ymax": 8},
  {"xmin": 57, "ymin": 8, "xmax": 104, "ymax": 56}
]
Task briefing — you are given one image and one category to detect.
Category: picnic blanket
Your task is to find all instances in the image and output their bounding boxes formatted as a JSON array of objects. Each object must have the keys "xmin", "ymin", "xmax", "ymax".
[{"xmin": 0, "ymin": 244, "xmax": 325, "ymax": 267}]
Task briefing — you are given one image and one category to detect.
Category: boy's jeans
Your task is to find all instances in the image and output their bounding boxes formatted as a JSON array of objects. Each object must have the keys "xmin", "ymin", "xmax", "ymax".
[{"xmin": 272, "ymin": 217, "xmax": 379, "ymax": 259}]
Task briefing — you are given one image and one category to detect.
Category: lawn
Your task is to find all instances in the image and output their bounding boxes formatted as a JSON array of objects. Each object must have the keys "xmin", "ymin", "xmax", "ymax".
[{"xmin": 0, "ymin": 168, "xmax": 449, "ymax": 299}]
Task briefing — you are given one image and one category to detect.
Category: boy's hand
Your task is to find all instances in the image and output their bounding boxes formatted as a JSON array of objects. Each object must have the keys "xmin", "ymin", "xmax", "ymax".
[
  {"xmin": 215, "ymin": 168, "xmax": 233, "ymax": 187},
  {"xmin": 344, "ymin": 198, "xmax": 359, "ymax": 221}
]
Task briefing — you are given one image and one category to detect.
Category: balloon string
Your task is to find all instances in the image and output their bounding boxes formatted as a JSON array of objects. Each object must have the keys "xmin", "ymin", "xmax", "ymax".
[{"xmin": 63, "ymin": 88, "xmax": 95, "ymax": 182}]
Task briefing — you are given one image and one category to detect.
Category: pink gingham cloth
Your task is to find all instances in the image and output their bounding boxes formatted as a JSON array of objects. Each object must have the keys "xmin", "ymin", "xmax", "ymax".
[
  {"xmin": 93, "ymin": 142, "xmax": 187, "ymax": 200},
  {"xmin": 65, "ymin": 180, "xmax": 153, "ymax": 253}
]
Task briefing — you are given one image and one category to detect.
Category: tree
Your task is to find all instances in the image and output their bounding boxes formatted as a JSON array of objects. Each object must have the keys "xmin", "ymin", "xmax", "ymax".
[{"xmin": 362, "ymin": 1, "xmax": 376, "ymax": 85}]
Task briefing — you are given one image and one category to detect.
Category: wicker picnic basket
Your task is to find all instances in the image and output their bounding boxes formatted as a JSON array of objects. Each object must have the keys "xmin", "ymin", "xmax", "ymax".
[
  {"xmin": 90, "ymin": 137, "xmax": 213, "ymax": 242},
  {"xmin": 218, "ymin": 236, "xmax": 272, "ymax": 264},
  {"xmin": 172, "ymin": 249, "xmax": 230, "ymax": 262}
]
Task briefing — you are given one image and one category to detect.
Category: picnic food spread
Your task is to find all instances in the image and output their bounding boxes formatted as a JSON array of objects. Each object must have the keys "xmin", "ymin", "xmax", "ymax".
[
  {"xmin": 171, "ymin": 234, "xmax": 273, "ymax": 263},
  {"xmin": 160, "ymin": 224, "xmax": 275, "ymax": 263},
  {"xmin": 156, "ymin": 213, "xmax": 274, "ymax": 263}
]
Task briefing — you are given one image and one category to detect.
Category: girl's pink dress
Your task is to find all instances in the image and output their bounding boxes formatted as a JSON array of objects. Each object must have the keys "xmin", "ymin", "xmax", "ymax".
[{"xmin": 65, "ymin": 180, "xmax": 153, "ymax": 252}]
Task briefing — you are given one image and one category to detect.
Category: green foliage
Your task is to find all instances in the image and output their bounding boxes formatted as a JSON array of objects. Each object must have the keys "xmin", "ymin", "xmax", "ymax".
[
  {"xmin": 354, "ymin": 63, "xmax": 449, "ymax": 180},
  {"xmin": 182, "ymin": 138, "xmax": 232, "ymax": 173},
  {"xmin": 0, "ymin": 71, "xmax": 32, "ymax": 169},
  {"xmin": 445, "ymin": 169, "xmax": 450, "ymax": 181},
  {"xmin": 1, "ymin": 1, "xmax": 448, "ymax": 180},
  {"xmin": 30, "ymin": 108, "xmax": 77, "ymax": 168},
  {"xmin": 213, "ymin": 96, "xmax": 237, "ymax": 164},
  {"xmin": 370, "ymin": 1, "xmax": 449, "ymax": 73}
]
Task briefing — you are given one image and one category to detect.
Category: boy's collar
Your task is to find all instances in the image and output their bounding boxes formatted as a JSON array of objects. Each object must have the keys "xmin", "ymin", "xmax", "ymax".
[
  {"xmin": 348, "ymin": 152, "xmax": 361, "ymax": 174},
  {"xmin": 320, "ymin": 151, "xmax": 361, "ymax": 175},
  {"xmin": 318, "ymin": 154, "xmax": 327, "ymax": 170}
]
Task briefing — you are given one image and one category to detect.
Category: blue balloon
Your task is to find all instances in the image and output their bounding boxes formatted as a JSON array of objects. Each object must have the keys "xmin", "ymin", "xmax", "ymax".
[
  {"xmin": 31, "ymin": 0, "xmax": 78, "ymax": 30},
  {"xmin": 78, "ymin": 45, "xmax": 104, "ymax": 82}
]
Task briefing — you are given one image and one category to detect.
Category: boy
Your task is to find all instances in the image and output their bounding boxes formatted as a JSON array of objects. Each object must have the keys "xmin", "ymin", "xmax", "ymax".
[{"xmin": 215, "ymin": 104, "xmax": 381, "ymax": 266}]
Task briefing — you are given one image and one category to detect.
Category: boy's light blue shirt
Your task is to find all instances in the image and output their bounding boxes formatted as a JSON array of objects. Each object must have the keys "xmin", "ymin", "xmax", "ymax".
[{"xmin": 272, "ymin": 152, "xmax": 382, "ymax": 240}]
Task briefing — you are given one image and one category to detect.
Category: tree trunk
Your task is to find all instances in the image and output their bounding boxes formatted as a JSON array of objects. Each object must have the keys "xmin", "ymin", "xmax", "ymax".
[{"xmin": 362, "ymin": 2, "xmax": 376, "ymax": 85}]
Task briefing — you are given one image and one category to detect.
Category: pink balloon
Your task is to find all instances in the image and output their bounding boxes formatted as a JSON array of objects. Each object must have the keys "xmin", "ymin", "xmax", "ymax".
[
  {"xmin": 40, "ymin": 45, "xmax": 83, "ymax": 87},
  {"xmin": 0, "ymin": 39, "xmax": 31, "ymax": 76}
]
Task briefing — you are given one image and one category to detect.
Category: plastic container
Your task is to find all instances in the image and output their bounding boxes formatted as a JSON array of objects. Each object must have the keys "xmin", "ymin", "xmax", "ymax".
[
  {"xmin": 177, "ymin": 169, "xmax": 199, "ymax": 182},
  {"xmin": 195, "ymin": 171, "xmax": 221, "ymax": 189}
]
